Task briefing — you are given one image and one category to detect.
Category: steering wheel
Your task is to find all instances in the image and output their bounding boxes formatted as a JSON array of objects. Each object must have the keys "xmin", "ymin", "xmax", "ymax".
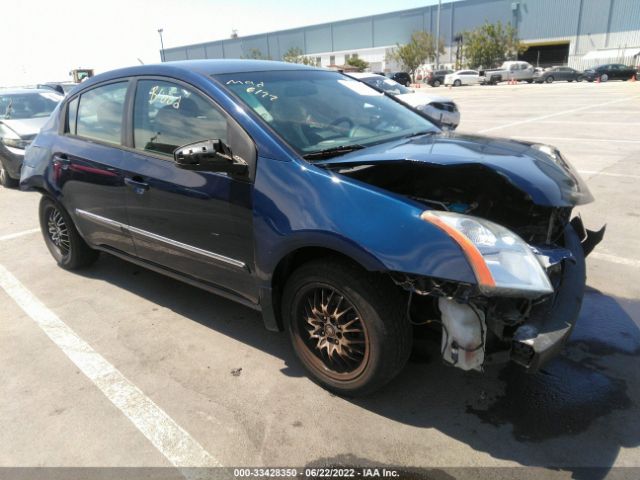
[{"xmin": 329, "ymin": 117, "xmax": 355, "ymax": 137}]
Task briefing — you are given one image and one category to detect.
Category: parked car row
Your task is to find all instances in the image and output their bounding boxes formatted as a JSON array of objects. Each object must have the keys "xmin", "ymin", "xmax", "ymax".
[{"xmin": 421, "ymin": 62, "xmax": 637, "ymax": 87}]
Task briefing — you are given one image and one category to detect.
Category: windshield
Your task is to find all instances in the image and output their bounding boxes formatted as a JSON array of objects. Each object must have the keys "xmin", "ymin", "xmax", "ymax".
[
  {"xmin": 0, "ymin": 91, "xmax": 62, "ymax": 120},
  {"xmin": 216, "ymin": 70, "xmax": 437, "ymax": 156},
  {"xmin": 358, "ymin": 76, "xmax": 412, "ymax": 95}
]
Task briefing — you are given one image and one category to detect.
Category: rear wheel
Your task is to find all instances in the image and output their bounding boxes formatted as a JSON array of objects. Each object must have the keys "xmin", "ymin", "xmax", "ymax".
[
  {"xmin": 432, "ymin": 80, "xmax": 441, "ymax": 87},
  {"xmin": 600, "ymin": 74, "xmax": 609, "ymax": 82},
  {"xmin": 453, "ymin": 79, "xmax": 462, "ymax": 87},
  {"xmin": 545, "ymin": 76, "xmax": 554, "ymax": 83},
  {"xmin": 282, "ymin": 258, "xmax": 411, "ymax": 396},
  {"xmin": 0, "ymin": 162, "xmax": 18, "ymax": 188},
  {"xmin": 39, "ymin": 196, "xmax": 99, "ymax": 270}
]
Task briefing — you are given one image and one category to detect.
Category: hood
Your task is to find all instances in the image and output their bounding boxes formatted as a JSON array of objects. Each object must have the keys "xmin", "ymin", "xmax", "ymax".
[
  {"xmin": 396, "ymin": 92, "xmax": 454, "ymax": 107},
  {"xmin": 0, "ymin": 117, "xmax": 49, "ymax": 138},
  {"xmin": 315, "ymin": 133, "xmax": 593, "ymax": 207}
]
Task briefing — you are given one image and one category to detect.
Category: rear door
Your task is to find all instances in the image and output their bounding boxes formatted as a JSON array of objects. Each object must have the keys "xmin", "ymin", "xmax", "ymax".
[
  {"xmin": 121, "ymin": 77, "xmax": 257, "ymax": 302},
  {"xmin": 56, "ymin": 80, "xmax": 136, "ymax": 255}
]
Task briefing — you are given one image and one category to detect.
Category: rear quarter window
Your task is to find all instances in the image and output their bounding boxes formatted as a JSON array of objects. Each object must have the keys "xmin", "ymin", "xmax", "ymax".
[{"xmin": 76, "ymin": 82, "xmax": 128, "ymax": 145}]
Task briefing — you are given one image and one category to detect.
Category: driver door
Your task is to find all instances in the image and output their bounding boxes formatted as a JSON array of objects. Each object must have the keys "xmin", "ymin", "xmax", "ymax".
[{"xmin": 121, "ymin": 78, "xmax": 257, "ymax": 302}]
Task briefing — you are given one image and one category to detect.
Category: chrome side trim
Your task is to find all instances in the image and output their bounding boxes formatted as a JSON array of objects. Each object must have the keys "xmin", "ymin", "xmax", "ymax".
[
  {"xmin": 76, "ymin": 209, "xmax": 124, "ymax": 230},
  {"xmin": 75, "ymin": 209, "xmax": 247, "ymax": 270}
]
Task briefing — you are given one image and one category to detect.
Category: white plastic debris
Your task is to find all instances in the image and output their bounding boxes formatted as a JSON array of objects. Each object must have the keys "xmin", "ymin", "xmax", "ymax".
[{"xmin": 438, "ymin": 297, "xmax": 486, "ymax": 371}]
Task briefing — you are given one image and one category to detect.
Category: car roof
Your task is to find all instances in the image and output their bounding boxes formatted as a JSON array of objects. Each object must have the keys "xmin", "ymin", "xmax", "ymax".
[{"xmin": 83, "ymin": 59, "xmax": 321, "ymax": 84}]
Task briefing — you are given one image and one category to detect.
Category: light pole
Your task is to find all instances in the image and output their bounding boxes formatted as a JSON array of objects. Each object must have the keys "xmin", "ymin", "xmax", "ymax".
[
  {"xmin": 435, "ymin": 0, "xmax": 441, "ymax": 69},
  {"xmin": 158, "ymin": 28, "xmax": 165, "ymax": 62}
]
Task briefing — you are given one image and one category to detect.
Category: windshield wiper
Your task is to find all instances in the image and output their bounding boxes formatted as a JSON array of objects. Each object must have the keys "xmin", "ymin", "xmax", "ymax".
[
  {"xmin": 404, "ymin": 130, "xmax": 437, "ymax": 139},
  {"xmin": 303, "ymin": 144, "xmax": 366, "ymax": 160}
]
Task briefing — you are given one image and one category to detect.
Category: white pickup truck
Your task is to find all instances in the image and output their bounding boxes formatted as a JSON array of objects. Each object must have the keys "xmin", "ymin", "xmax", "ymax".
[{"xmin": 480, "ymin": 61, "xmax": 535, "ymax": 84}]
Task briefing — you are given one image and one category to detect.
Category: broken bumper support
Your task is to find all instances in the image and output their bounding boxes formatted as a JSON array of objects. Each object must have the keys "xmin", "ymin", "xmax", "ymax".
[{"xmin": 510, "ymin": 221, "xmax": 598, "ymax": 371}]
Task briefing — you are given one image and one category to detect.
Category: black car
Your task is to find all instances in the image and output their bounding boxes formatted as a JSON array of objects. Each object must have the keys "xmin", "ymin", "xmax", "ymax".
[
  {"xmin": 581, "ymin": 64, "xmax": 638, "ymax": 82},
  {"xmin": 385, "ymin": 71, "xmax": 412, "ymax": 86},
  {"xmin": 533, "ymin": 66, "xmax": 581, "ymax": 83},
  {"xmin": 424, "ymin": 69, "xmax": 453, "ymax": 87},
  {"xmin": 0, "ymin": 88, "xmax": 63, "ymax": 187}
]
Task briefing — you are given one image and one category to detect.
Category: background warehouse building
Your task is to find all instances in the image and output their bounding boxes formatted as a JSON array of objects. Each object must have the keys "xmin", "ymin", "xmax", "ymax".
[{"xmin": 163, "ymin": 0, "xmax": 640, "ymax": 72}]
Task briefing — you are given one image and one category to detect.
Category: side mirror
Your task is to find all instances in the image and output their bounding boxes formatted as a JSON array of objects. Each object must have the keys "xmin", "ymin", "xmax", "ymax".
[{"xmin": 174, "ymin": 139, "xmax": 248, "ymax": 175}]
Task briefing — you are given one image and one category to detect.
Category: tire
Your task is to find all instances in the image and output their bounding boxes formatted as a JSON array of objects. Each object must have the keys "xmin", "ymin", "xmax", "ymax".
[
  {"xmin": 39, "ymin": 196, "xmax": 99, "ymax": 270},
  {"xmin": 600, "ymin": 74, "xmax": 608, "ymax": 82},
  {"xmin": 453, "ymin": 79, "xmax": 462, "ymax": 87},
  {"xmin": 545, "ymin": 76, "xmax": 554, "ymax": 84},
  {"xmin": 0, "ymin": 161, "xmax": 18, "ymax": 188},
  {"xmin": 432, "ymin": 80, "xmax": 441, "ymax": 87},
  {"xmin": 526, "ymin": 79, "xmax": 534, "ymax": 84},
  {"xmin": 282, "ymin": 258, "xmax": 412, "ymax": 396}
]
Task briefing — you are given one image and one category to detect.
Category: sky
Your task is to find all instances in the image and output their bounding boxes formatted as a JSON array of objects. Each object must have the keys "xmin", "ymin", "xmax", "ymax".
[{"xmin": 0, "ymin": 0, "xmax": 440, "ymax": 87}]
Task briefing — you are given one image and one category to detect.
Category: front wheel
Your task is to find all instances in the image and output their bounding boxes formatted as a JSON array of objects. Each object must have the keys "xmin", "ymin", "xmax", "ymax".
[
  {"xmin": 282, "ymin": 259, "xmax": 412, "ymax": 396},
  {"xmin": 600, "ymin": 74, "xmax": 608, "ymax": 82},
  {"xmin": 432, "ymin": 80, "xmax": 441, "ymax": 87},
  {"xmin": 453, "ymin": 79, "xmax": 462, "ymax": 87},
  {"xmin": 545, "ymin": 76, "xmax": 554, "ymax": 83},
  {"xmin": 39, "ymin": 196, "xmax": 99, "ymax": 270}
]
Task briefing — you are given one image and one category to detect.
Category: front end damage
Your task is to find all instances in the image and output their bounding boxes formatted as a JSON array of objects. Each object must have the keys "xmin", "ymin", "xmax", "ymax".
[
  {"xmin": 320, "ymin": 140, "xmax": 605, "ymax": 372},
  {"xmin": 394, "ymin": 219, "xmax": 603, "ymax": 373}
]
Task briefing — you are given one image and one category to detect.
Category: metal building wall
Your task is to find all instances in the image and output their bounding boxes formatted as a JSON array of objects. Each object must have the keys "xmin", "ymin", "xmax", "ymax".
[{"xmin": 161, "ymin": 0, "xmax": 639, "ymax": 68}]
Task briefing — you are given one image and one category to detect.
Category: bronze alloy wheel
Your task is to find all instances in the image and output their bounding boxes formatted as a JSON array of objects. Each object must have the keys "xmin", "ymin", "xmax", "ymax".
[
  {"xmin": 292, "ymin": 284, "xmax": 370, "ymax": 381},
  {"xmin": 46, "ymin": 207, "xmax": 71, "ymax": 257}
]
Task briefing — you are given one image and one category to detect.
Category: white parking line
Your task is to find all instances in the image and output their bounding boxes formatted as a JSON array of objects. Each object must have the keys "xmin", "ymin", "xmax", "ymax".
[
  {"xmin": 478, "ymin": 95, "xmax": 639, "ymax": 133},
  {"xmin": 0, "ymin": 228, "xmax": 40, "ymax": 242},
  {"xmin": 578, "ymin": 170, "xmax": 640, "ymax": 180},
  {"xmin": 590, "ymin": 252, "xmax": 640, "ymax": 268},
  {"xmin": 510, "ymin": 136, "xmax": 640, "ymax": 144},
  {"xmin": 0, "ymin": 264, "xmax": 220, "ymax": 474}
]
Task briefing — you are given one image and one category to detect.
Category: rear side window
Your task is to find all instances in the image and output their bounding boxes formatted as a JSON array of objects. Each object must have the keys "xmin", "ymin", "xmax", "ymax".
[
  {"xmin": 76, "ymin": 82, "xmax": 127, "ymax": 145},
  {"xmin": 133, "ymin": 79, "xmax": 228, "ymax": 157}
]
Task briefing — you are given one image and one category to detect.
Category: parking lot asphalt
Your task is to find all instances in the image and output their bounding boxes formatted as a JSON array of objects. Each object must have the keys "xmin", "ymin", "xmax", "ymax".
[{"xmin": 1, "ymin": 80, "xmax": 639, "ymax": 479}]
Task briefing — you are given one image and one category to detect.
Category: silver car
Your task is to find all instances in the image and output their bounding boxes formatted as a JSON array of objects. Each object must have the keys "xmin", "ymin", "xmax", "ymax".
[{"xmin": 347, "ymin": 72, "xmax": 460, "ymax": 130}]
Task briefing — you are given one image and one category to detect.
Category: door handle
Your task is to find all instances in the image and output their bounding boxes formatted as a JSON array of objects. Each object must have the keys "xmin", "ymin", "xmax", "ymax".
[
  {"xmin": 53, "ymin": 154, "xmax": 70, "ymax": 170},
  {"xmin": 124, "ymin": 176, "xmax": 150, "ymax": 194}
]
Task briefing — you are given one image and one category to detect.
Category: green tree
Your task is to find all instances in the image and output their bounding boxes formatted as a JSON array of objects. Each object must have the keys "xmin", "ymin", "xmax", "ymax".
[
  {"xmin": 462, "ymin": 21, "xmax": 527, "ymax": 69},
  {"xmin": 242, "ymin": 48, "xmax": 271, "ymax": 60},
  {"xmin": 387, "ymin": 31, "xmax": 444, "ymax": 80},
  {"xmin": 346, "ymin": 57, "xmax": 369, "ymax": 72},
  {"xmin": 282, "ymin": 47, "xmax": 315, "ymax": 65}
]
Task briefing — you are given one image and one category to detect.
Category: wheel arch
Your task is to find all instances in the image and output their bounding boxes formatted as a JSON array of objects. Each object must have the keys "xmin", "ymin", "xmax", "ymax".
[{"xmin": 260, "ymin": 244, "xmax": 387, "ymax": 332}]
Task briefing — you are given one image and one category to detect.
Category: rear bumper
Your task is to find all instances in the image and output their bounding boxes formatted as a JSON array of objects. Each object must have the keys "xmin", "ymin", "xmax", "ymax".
[{"xmin": 510, "ymin": 223, "xmax": 590, "ymax": 371}]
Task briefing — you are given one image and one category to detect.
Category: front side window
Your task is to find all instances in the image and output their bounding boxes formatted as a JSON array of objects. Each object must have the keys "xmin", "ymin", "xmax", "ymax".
[
  {"xmin": 76, "ymin": 82, "xmax": 127, "ymax": 145},
  {"xmin": 133, "ymin": 79, "xmax": 227, "ymax": 156},
  {"xmin": 217, "ymin": 70, "xmax": 437, "ymax": 156}
]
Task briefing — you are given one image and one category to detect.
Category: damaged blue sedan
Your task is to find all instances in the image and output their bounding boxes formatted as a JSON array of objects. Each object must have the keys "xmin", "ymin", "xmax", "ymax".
[{"xmin": 20, "ymin": 60, "xmax": 605, "ymax": 395}]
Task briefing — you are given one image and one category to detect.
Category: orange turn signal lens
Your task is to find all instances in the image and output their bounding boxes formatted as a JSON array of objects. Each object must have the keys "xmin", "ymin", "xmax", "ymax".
[{"xmin": 420, "ymin": 211, "xmax": 496, "ymax": 288}]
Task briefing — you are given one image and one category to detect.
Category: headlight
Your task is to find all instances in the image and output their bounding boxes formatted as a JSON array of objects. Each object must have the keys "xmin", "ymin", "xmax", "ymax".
[
  {"xmin": 421, "ymin": 211, "xmax": 553, "ymax": 297},
  {"xmin": 1, "ymin": 137, "xmax": 30, "ymax": 149}
]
